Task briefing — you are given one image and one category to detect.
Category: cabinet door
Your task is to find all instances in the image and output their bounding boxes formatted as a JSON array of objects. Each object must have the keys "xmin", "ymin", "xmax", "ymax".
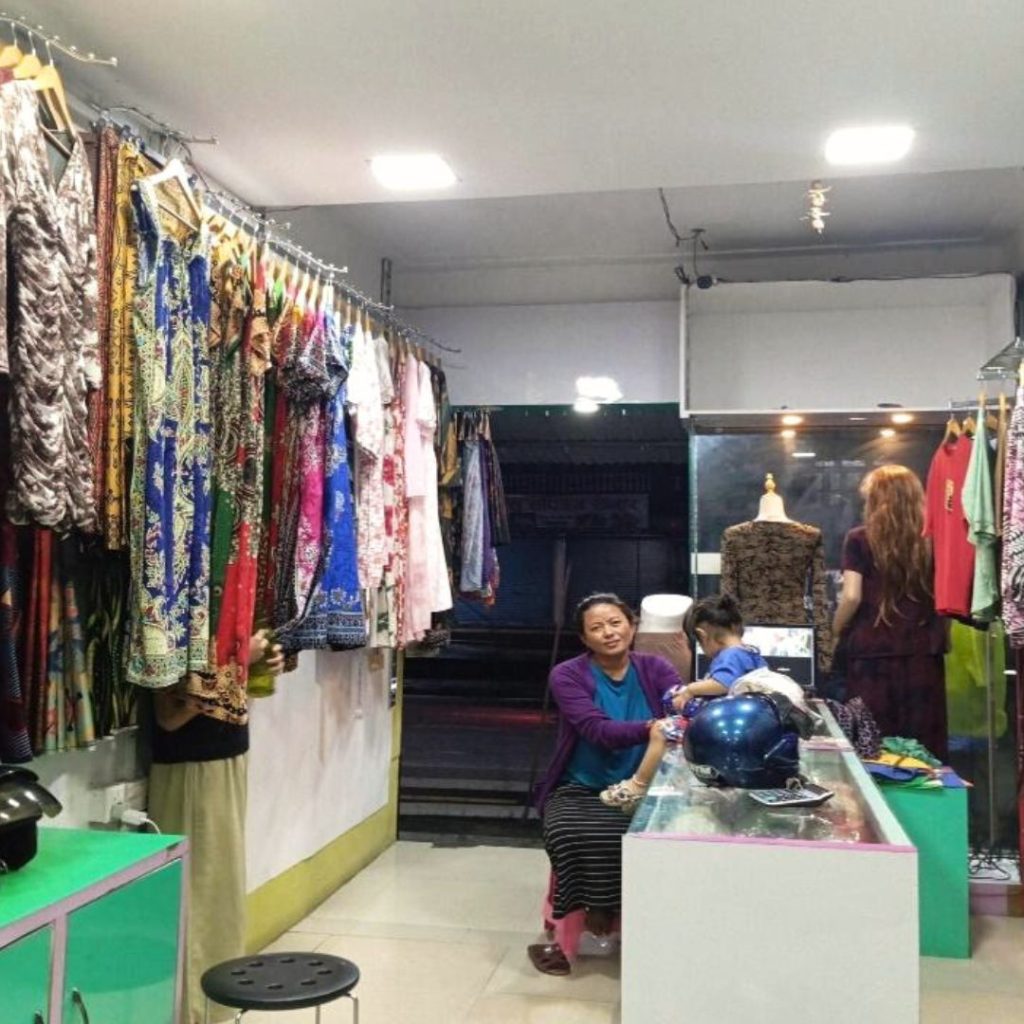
[
  {"xmin": 63, "ymin": 861, "xmax": 182, "ymax": 1024},
  {"xmin": 0, "ymin": 926, "xmax": 52, "ymax": 1024}
]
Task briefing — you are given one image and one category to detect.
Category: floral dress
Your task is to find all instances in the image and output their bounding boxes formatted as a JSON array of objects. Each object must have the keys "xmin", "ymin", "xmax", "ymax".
[
  {"xmin": 1, "ymin": 82, "xmax": 99, "ymax": 534},
  {"xmin": 285, "ymin": 314, "xmax": 366, "ymax": 649},
  {"xmin": 125, "ymin": 179, "xmax": 212, "ymax": 688}
]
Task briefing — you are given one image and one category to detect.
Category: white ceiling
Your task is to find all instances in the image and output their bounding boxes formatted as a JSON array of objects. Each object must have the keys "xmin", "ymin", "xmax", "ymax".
[
  {"xmin": 303, "ymin": 168, "xmax": 1024, "ymax": 270},
  {"xmin": 22, "ymin": 0, "xmax": 1024, "ymax": 207}
]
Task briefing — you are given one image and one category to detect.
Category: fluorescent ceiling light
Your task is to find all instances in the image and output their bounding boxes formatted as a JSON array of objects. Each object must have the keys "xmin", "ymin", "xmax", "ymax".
[
  {"xmin": 825, "ymin": 125, "xmax": 914, "ymax": 166},
  {"xmin": 573, "ymin": 396, "xmax": 599, "ymax": 414},
  {"xmin": 792, "ymin": 451, "xmax": 817, "ymax": 459},
  {"xmin": 781, "ymin": 414, "xmax": 804, "ymax": 426},
  {"xmin": 371, "ymin": 153, "xmax": 457, "ymax": 191},
  {"xmin": 891, "ymin": 413, "xmax": 914, "ymax": 425},
  {"xmin": 575, "ymin": 376, "xmax": 623, "ymax": 403}
]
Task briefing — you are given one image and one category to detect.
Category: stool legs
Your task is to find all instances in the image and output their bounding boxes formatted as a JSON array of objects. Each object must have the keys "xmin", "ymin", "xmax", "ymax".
[{"xmin": 347, "ymin": 993, "xmax": 359, "ymax": 1024}]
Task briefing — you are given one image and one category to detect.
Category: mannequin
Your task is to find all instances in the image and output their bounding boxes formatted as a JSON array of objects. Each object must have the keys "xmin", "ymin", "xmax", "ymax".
[
  {"xmin": 755, "ymin": 473, "xmax": 791, "ymax": 522},
  {"xmin": 721, "ymin": 475, "xmax": 832, "ymax": 672}
]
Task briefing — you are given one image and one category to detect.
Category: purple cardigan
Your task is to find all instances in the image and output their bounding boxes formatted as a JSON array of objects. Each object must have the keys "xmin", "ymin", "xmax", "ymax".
[{"xmin": 534, "ymin": 652, "xmax": 681, "ymax": 810}]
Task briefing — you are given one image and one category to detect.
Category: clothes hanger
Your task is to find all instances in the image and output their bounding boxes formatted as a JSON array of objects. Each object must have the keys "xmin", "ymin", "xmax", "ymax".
[
  {"xmin": 32, "ymin": 42, "xmax": 74, "ymax": 134},
  {"xmin": 980, "ymin": 389, "xmax": 998, "ymax": 432},
  {"xmin": 0, "ymin": 22, "xmax": 23, "ymax": 68},
  {"xmin": 143, "ymin": 157, "xmax": 203, "ymax": 228},
  {"xmin": 12, "ymin": 29, "xmax": 41, "ymax": 80},
  {"xmin": 943, "ymin": 414, "xmax": 962, "ymax": 445}
]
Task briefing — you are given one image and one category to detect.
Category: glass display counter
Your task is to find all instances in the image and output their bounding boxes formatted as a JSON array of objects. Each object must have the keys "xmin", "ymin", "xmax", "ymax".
[{"xmin": 621, "ymin": 703, "xmax": 918, "ymax": 1024}]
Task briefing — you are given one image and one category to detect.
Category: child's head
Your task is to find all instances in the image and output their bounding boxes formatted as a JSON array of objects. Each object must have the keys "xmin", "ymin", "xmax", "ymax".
[{"xmin": 685, "ymin": 594, "xmax": 744, "ymax": 659}]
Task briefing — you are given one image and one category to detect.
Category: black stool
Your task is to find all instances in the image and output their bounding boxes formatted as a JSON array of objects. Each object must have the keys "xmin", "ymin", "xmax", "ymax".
[{"xmin": 201, "ymin": 952, "xmax": 360, "ymax": 1023}]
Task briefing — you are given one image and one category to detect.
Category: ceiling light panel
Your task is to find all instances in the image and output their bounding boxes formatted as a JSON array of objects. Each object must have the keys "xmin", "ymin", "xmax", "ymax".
[
  {"xmin": 825, "ymin": 125, "xmax": 914, "ymax": 166},
  {"xmin": 370, "ymin": 153, "xmax": 457, "ymax": 191}
]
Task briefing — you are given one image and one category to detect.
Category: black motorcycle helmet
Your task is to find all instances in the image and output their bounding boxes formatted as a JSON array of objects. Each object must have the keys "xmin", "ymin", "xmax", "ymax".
[{"xmin": 0, "ymin": 766, "xmax": 62, "ymax": 872}]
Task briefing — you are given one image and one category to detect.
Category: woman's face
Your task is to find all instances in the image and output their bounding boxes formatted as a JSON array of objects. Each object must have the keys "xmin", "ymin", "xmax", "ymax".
[{"xmin": 581, "ymin": 603, "xmax": 636, "ymax": 658}]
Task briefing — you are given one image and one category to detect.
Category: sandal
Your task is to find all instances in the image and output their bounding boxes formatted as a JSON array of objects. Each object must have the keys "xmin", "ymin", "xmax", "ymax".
[
  {"xmin": 528, "ymin": 942, "xmax": 571, "ymax": 976},
  {"xmin": 599, "ymin": 778, "xmax": 647, "ymax": 813}
]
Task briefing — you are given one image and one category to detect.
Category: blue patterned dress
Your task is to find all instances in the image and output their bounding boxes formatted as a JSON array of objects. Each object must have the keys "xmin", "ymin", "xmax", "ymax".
[
  {"xmin": 125, "ymin": 181, "xmax": 212, "ymax": 687},
  {"xmin": 283, "ymin": 315, "xmax": 366, "ymax": 649}
]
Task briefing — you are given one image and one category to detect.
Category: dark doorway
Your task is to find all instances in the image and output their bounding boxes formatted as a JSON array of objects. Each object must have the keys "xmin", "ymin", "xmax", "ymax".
[{"xmin": 399, "ymin": 403, "xmax": 689, "ymax": 843}]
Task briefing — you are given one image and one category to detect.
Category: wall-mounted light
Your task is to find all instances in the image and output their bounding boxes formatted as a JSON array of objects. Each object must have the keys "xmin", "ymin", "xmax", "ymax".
[
  {"xmin": 576, "ymin": 376, "xmax": 623, "ymax": 403},
  {"xmin": 891, "ymin": 413, "xmax": 914, "ymax": 425}
]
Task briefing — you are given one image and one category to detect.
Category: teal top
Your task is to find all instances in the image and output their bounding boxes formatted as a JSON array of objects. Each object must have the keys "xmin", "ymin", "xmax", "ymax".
[
  {"xmin": 562, "ymin": 663, "xmax": 648, "ymax": 789},
  {"xmin": 963, "ymin": 411, "xmax": 999, "ymax": 621}
]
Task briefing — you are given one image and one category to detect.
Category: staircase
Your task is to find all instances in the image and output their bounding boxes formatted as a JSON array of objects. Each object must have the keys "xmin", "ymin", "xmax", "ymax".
[{"xmin": 399, "ymin": 629, "xmax": 574, "ymax": 845}]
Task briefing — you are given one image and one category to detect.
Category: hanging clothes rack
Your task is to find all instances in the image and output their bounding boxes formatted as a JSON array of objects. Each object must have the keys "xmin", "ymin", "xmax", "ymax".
[
  {"xmin": 92, "ymin": 109, "xmax": 460, "ymax": 358},
  {"xmin": 100, "ymin": 104, "xmax": 217, "ymax": 146},
  {"xmin": 0, "ymin": 11, "xmax": 118, "ymax": 65}
]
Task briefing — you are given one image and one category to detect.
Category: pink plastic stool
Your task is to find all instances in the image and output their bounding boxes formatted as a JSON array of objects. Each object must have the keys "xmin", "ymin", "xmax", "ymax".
[{"xmin": 542, "ymin": 872, "xmax": 621, "ymax": 962}]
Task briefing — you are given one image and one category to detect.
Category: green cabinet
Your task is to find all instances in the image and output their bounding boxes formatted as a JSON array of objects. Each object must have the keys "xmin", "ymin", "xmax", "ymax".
[
  {"xmin": 0, "ymin": 829, "xmax": 187, "ymax": 1024},
  {"xmin": 0, "ymin": 926, "xmax": 52, "ymax": 1024},
  {"xmin": 62, "ymin": 862, "xmax": 182, "ymax": 1024}
]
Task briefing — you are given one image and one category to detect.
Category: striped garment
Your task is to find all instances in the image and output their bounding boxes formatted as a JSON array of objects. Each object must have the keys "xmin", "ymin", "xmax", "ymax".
[
  {"xmin": 543, "ymin": 784, "xmax": 632, "ymax": 918},
  {"xmin": 1001, "ymin": 384, "xmax": 1024, "ymax": 646}
]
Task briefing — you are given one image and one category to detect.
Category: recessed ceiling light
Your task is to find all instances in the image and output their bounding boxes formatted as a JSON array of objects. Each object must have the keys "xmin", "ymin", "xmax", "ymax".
[
  {"xmin": 891, "ymin": 413, "xmax": 914, "ymax": 425},
  {"xmin": 780, "ymin": 428, "xmax": 797, "ymax": 439},
  {"xmin": 879, "ymin": 428, "xmax": 896, "ymax": 438},
  {"xmin": 573, "ymin": 396, "xmax": 599, "ymax": 414},
  {"xmin": 370, "ymin": 153, "xmax": 457, "ymax": 191},
  {"xmin": 792, "ymin": 451, "xmax": 817, "ymax": 459},
  {"xmin": 825, "ymin": 125, "xmax": 914, "ymax": 166},
  {"xmin": 781, "ymin": 414, "xmax": 804, "ymax": 426}
]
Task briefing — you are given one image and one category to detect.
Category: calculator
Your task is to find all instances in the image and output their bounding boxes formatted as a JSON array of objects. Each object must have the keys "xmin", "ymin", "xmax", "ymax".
[{"xmin": 748, "ymin": 783, "xmax": 835, "ymax": 808}]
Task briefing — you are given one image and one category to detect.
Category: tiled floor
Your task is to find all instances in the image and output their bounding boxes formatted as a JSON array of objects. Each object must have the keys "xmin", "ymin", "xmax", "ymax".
[{"xmin": 240, "ymin": 841, "xmax": 1024, "ymax": 1023}]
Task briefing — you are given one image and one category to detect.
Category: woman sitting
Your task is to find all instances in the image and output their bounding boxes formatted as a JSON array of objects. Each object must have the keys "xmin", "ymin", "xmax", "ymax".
[{"xmin": 529, "ymin": 592, "xmax": 681, "ymax": 976}]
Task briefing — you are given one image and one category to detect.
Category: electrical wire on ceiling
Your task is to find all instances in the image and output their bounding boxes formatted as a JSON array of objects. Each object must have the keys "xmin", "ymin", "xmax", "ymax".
[{"xmin": 657, "ymin": 188, "xmax": 713, "ymax": 286}]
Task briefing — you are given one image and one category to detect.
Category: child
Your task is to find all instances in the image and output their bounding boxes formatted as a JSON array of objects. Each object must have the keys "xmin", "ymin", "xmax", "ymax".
[{"xmin": 599, "ymin": 594, "xmax": 767, "ymax": 811}]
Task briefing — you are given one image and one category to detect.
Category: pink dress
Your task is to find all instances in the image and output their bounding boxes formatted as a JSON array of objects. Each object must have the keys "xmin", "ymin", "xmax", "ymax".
[
  {"xmin": 348, "ymin": 323, "xmax": 387, "ymax": 591},
  {"xmin": 402, "ymin": 357, "xmax": 430, "ymax": 642}
]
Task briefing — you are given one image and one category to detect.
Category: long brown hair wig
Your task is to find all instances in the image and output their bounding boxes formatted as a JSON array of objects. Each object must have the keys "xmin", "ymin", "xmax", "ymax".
[{"xmin": 860, "ymin": 465, "xmax": 932, "ymax": 625}]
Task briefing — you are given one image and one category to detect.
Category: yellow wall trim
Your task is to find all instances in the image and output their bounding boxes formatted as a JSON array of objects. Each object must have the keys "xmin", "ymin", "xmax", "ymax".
[
  {"xmin": 245, "ymin": 758, "xmax": 399, "ymax": 953},
  {"xmin": 246, "ymin": 655, "xmax": 403, "ymax": 953}
]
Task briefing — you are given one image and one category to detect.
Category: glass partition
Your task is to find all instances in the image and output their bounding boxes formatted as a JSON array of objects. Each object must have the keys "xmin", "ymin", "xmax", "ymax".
[{"xmin": 687, "ymin": 412, "xmax": 1019, "ymax": 865}]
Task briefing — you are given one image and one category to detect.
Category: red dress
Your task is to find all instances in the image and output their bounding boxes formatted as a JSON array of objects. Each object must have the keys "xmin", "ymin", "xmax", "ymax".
[{"xmin": 925, "ymin": 437, "xmax": 975, "ymax": 618}]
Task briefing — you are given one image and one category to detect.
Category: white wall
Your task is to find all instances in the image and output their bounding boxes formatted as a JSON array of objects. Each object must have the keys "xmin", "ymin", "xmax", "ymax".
[
  {"xmin": 685, "ymin": 274, "xmax": 1016, "ymax": 411},
  {"xmin": 246, "ymin": 650, "xmax": 392, "ymax": 891},
  {"xmin": 405, "ymin": 301, "xmax": 680, "ymax": 406},
  {"xmin": 33, "ymin": 729, "xmax": 144, "ymax": 830},
  {"xmin": 36, "ymin": 649, "xmax": 393, "ymax": 896}
]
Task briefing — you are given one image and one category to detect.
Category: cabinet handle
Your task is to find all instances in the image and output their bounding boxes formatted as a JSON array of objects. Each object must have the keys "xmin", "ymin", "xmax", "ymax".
[{"xmin": 71, "ymin": 988, "xmax": 91, "ymax": 1024}]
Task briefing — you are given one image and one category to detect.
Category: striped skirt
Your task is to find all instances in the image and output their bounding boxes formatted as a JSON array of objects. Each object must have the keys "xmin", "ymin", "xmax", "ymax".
[{"xmin": 543, "ymin": 784, "xmax": 632, "ymax": 919}]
